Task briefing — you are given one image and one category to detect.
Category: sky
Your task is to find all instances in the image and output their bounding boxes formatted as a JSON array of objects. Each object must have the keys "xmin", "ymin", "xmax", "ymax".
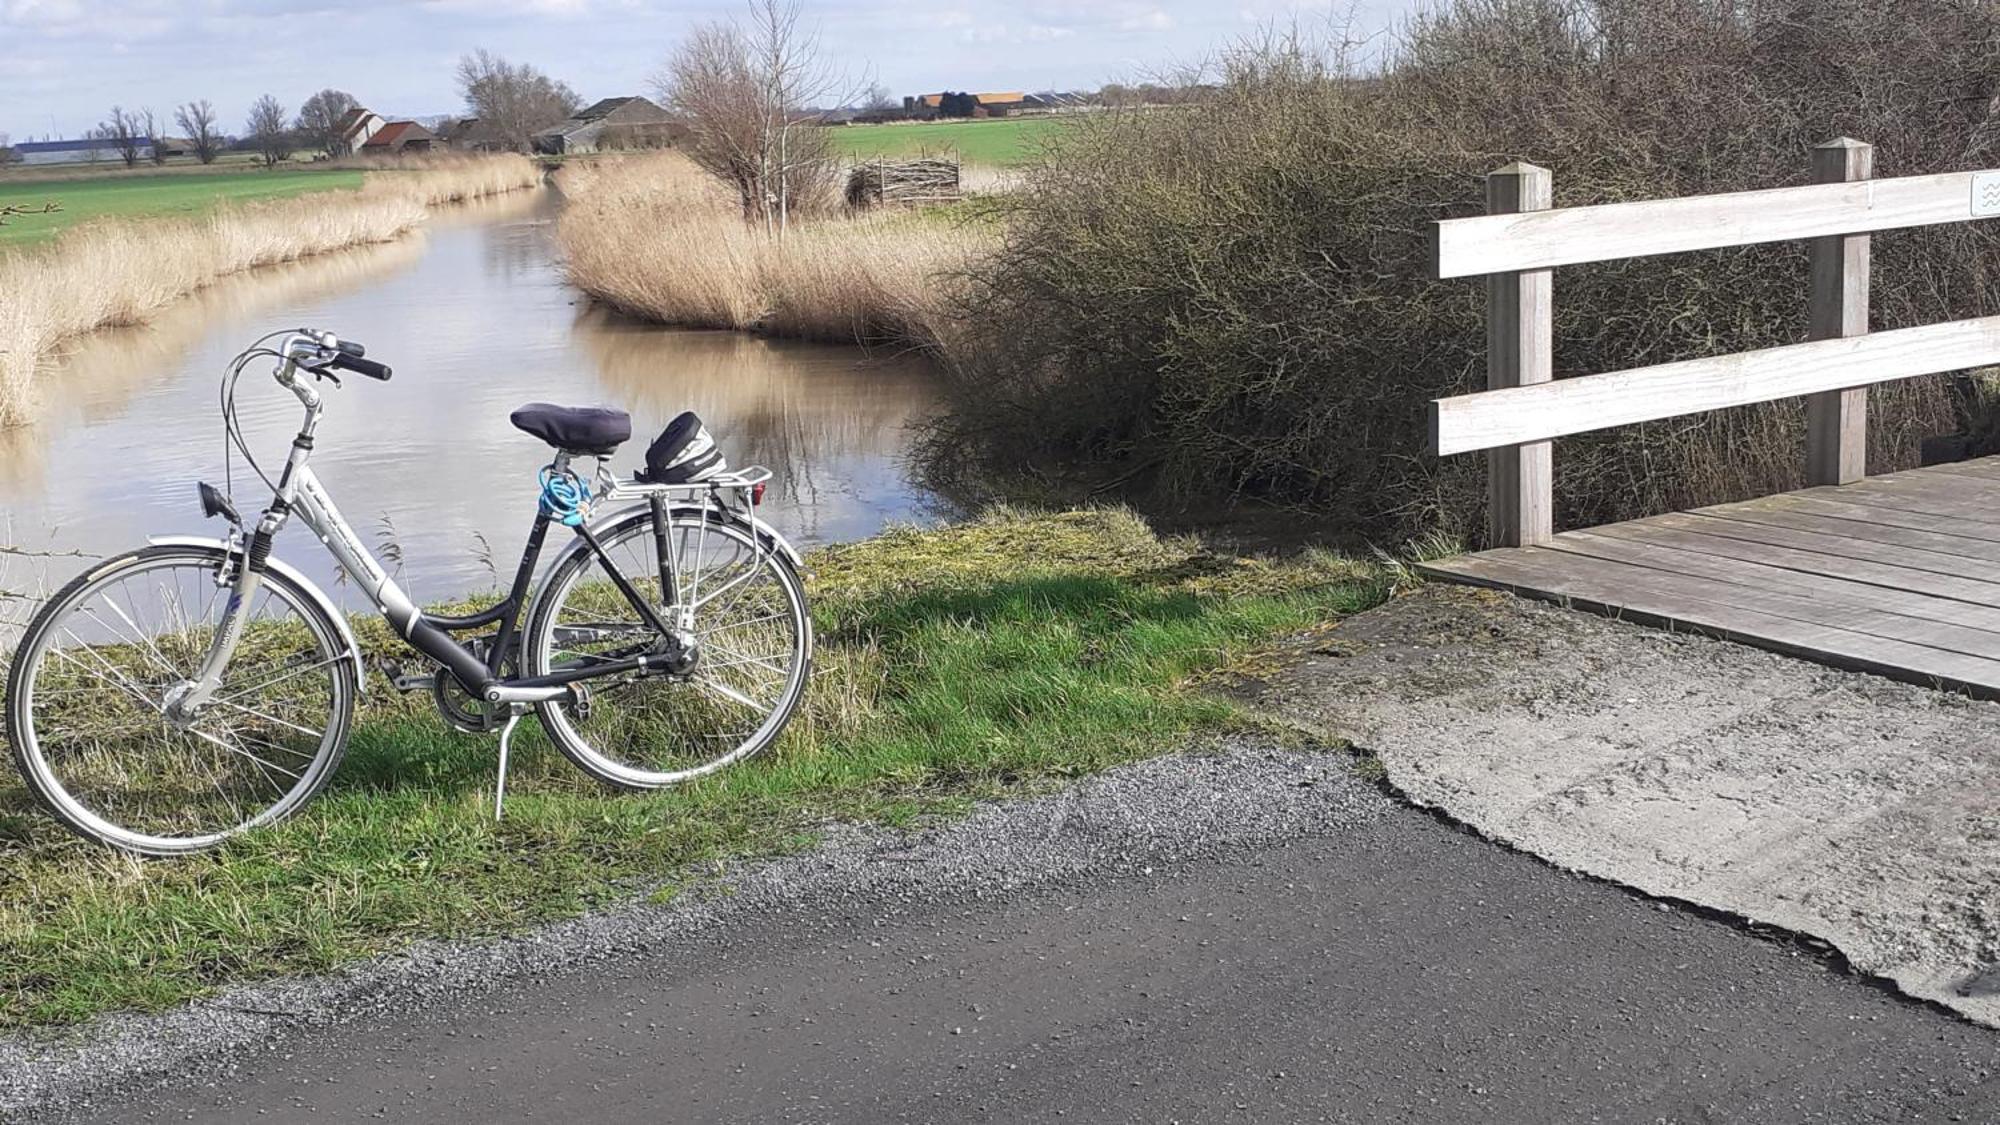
[{"xmin": 0, "ymin": 0, "xmax": 1416, "ymax": 142}]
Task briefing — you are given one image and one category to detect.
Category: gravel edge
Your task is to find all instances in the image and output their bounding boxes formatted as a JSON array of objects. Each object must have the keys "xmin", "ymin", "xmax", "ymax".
[{"xmin": 0, "ymin": 737, "xmax": 1384, "ymax": 1121}]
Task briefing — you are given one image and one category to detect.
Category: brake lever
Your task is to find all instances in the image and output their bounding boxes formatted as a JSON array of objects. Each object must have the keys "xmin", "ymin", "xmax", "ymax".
[{"xmin": 304, "ymin": 363, "xmax": 342, "ymax": 387}]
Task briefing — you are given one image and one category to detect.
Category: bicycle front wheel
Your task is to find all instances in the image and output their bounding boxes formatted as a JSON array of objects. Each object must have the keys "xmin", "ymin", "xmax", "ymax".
[
  {"xmin": 525, "ymin": 510, "xmax": 812, "ymax": 789},
  {"xmin": 6, "ymin": 545, "xmax": 356, "ymax": 856}
]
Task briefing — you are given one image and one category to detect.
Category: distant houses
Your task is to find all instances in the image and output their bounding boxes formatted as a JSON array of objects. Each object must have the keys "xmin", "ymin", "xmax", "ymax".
[
  {"xmin": 360, "ymin": 120, "xmax": 437, "ymax": 155},
  {"xmin": 335, "ymin": 107, "xmax": 386, "ymax": 154},
  {"xmin": 900, "ymin": 92, "xmax": 1047, "ymax": 120},
  {"xmin": 532, "ymin": 97, "xmax": 683, "ymax": 156}
]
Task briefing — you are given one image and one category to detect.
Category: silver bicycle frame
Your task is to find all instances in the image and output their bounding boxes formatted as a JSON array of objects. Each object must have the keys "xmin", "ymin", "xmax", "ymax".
[{"xmin": 175, "ymin": 341, "xmax": 445, "ymax": 714}]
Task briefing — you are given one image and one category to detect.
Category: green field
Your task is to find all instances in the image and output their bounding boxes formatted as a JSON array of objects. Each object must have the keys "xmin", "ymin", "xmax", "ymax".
[
  {"xmin": 0, "ymin": 168, "xmax": 365, "ymax": 246},
  {"xmin": 827, "ymin": 117, "xmax": 1069, "ymax": 166}
]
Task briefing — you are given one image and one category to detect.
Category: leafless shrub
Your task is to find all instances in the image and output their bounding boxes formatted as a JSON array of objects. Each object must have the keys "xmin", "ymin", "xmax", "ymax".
[
  {"xmin": 655, "ymin": 0, "xmax": 848, "ymax": 231},
  {"xmin": 455, "ymin": 49, "xmax": 581, "ymax": 153},
  {"xmin": 921, "ymin": 0, "xmax": 2000, "ymax": 544},
  {"xmin": 174, "ymin": 101, "xmax": 221, "ymax": 165},
  {"xmin": 297, "ymin": 90, "xmax": 360, "ymax": 159},
  {"xmin": 245, "ymin": 95, "xmax": 294, "ymax": 167},
  {"xmin": 99, "ymin": 107, "xmax": 144, "ymax": 169}
]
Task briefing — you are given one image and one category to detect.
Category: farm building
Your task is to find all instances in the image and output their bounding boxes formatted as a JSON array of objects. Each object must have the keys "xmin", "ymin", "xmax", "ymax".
[
  {"xmin": 900, "ymin": 92, "xmax": 1045, "ymax": 119},
  {"xmin": 11, "ymin": 137, "xmax": 154, "ymax": 166},
  {"xmin": 335, "ymin": 107, "xmax": 386, "ymax": 154},
  {"xmin": 436, "ymin": 117, "xmax": 510, "ymax": 152},
  {"xmin": 531, "ymin": 96, "xmax": 683, "ymax": 155},
  {"xmin": 359, "ymin": 121, "xmax": 436, "ymax": 155}
]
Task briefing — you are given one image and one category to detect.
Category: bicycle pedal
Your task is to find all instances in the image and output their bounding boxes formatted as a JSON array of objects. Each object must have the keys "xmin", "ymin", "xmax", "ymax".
[{"xmin": 382, "ymin": 663, "xmax": 436, "ymax": 693}]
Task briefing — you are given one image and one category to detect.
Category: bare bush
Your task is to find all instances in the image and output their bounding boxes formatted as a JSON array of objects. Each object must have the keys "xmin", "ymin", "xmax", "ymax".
[
  {"xmin": 655, "ymin": 0, "xmax": 847, "ymax": 232},
  {"xmin": 922, "ymin": 0, "xmax": 2000, "ymax": 544},
  {"xmin": 455, "ymin": 49, "xmax": 581, "ymax": 152},
  {"xmin": 175, "ymin": 101, "xmax": 221, "ymax": 165},
  {"xmin": 99, "ymin": 107, "xmax": 143, "ymax": 168},
  {"xmin": 297, "ymin": 89, "xmax": 359, "ymax": 159},
  {"xmin": 245, "ymin": 95, "xmax": 293, "ymax": 167}
]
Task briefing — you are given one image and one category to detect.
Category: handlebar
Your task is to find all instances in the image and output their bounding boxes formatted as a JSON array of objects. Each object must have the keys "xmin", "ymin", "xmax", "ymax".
[
  {"xmin": 331, "ymin": 353, "xmax": 392, "ymax": 381},
  {"xmin": 280, "ymin": 328, "xmax": 392, "ymax": 383}
]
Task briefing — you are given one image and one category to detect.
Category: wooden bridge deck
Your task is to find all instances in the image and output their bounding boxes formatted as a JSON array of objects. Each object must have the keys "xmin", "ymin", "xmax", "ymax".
[{"xmin": 1420, "ymin": 455, "xmax": 2000, "ymax": 697}]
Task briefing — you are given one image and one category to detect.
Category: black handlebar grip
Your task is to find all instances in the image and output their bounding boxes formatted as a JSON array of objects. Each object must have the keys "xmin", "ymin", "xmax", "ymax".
[
  {"xmin": 332, "ymin": 353, "xmax": 392, "ymax": 381},
  {"xmin": 336, "ymin": 339, "xmax": 367, "ymax": 358}
]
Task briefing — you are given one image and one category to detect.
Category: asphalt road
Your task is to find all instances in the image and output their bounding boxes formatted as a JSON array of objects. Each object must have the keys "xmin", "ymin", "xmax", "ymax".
[{"xmin": 58, "ymin": 758, "xmax": 2000, "ymax": 1125}]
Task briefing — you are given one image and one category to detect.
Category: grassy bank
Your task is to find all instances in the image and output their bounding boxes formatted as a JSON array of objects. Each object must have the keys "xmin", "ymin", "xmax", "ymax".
[
  {"xmin": 556, "ymin": 154, "xmax": 993, "ymax": 348},
  {"xmin": 0, "ymin": 155, "xmax": 542, "ymax": 427},
  {"xmin": 0, "ymin": 170, "xmax": 367, "ymax": 247},
  {"xmin": 0, "ymin": 509, "xmax": 1383, "ymax": 1028},
  {"xmin": 827, "ymin": 117, "xmax": 1068, "ymax": 165}
]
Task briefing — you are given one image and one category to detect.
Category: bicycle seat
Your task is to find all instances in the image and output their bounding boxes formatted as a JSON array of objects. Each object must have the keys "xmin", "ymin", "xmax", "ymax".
[{"xmin": 509, "ymin": 403, "xmax": 632, "ymax": 455}]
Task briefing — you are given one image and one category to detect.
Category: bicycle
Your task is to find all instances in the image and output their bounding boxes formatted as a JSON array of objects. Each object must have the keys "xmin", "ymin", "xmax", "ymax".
[{"xmin": 4, "ymin": 328, "xmax": 813, "ymax": 856}]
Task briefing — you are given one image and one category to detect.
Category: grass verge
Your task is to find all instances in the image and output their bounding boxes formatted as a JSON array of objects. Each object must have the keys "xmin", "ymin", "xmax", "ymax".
[{"xmin": 0, "ymin": 509, "xmax": 1383, "ymax": 1029}]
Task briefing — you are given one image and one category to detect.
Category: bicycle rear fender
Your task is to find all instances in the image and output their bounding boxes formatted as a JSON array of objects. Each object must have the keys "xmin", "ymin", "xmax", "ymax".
[
  {"xmin": 147, "ymin": 535, "xmax": 368, "ymax": 694},
  {"xmin": 541, "ymin": 504, "xmax": 805, "ymax": 590}
]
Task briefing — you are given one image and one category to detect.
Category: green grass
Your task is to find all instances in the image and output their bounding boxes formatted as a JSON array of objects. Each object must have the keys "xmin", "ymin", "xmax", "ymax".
[
  {"xmin": 0, "ymin": 509, "xmax": 1384, "ymax": 1029},
  {"xmin": 0, "ymin": 169, "xmax": 365, "ymax": 246},
  {"xmin": 827, "ymin": 117, "xmax": 1069, "ymax": 166}
]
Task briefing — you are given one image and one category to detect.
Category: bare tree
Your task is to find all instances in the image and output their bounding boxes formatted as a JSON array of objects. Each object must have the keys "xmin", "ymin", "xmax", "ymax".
[
  {"xmin": 657, "ymin": 0, "xmax": 852, "ymax": 235},
  {"xmin": 297, "ymin": 89, "xmax": 359, "ymax": 158},
  {"xmin": 101, "ymin": 106, "xmax": 144, "ymax": 168},
  {"xmin": 245, "ymin": 95, "xmax": 294, "ymax": 167},
  {"xmin": 176, "ymin": 100, "xmax": 221, "ymax": 164},
  {"xmin": 455, "ymin": 50, "xmax": 581, "ymax": 152},
  {"xmin": 141, "ymin": 108, "xmax": 167, "ymax": 164},
  {"xmin": 0, "ymin": 133, "xmax": 17, "ymax": 166}
]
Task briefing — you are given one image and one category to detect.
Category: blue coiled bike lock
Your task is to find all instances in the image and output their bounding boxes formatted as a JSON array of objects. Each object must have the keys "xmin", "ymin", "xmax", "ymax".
[{"xmin": 538, "ymin": 467, "xmax": 592, "ymax": 527}]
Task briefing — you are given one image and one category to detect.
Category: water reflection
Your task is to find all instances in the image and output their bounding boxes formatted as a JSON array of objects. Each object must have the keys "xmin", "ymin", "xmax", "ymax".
[{"xmin": 0, "ymin": 188, "xmax": 940, "ymax": 609}]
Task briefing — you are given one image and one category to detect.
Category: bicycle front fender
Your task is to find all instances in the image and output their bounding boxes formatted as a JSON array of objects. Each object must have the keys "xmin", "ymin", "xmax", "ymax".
[{"xmin": 147, "ymin": 535, "xmax": 368, "ymax": 694}]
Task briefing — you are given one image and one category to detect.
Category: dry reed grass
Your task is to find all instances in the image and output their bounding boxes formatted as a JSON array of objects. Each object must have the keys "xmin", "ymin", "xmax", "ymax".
[
  {"xmin": 554, "ymin": 153, "xmax": 992, "ymax": 349},
  {"xmin": 0, "ymin": 155, "xmax": 541, "ymax": 426}
]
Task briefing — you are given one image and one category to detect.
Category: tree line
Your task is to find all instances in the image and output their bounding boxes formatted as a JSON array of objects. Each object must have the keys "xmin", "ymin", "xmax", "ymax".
[{"xmin": 1, "ymin": 51, "xmax": 580, "ymax": 171}]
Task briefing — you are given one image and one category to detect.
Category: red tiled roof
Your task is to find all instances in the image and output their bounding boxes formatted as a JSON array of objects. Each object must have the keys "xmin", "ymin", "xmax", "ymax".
[{"xmin": 362, "ymin": 120, "xmax": 431, "ymax": 149}]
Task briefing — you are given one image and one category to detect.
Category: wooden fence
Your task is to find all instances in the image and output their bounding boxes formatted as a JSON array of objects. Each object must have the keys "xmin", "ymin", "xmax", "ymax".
[{"xmin": 1428, "ymin": 138, "xmax": 2000, "ymax": 546}]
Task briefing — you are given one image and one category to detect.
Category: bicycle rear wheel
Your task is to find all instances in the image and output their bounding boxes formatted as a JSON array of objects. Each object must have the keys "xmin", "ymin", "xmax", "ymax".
[
  {"xmin": 524, "ymin": 509, "xmax": 811, "ymax": 789},
  {"xmin": 6, "ymin": 545, "xmax": 355, "ymax": 855}
]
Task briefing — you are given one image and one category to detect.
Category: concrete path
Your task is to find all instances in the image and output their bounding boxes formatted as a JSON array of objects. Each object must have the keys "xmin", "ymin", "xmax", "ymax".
[
  {"xmin": 28, "ymin": 742, "xmax": 2000, "ymax": 1125},
  {"xmin": 1259, "ymin": 584, "xmax": 2000, "ymax": 1028}
]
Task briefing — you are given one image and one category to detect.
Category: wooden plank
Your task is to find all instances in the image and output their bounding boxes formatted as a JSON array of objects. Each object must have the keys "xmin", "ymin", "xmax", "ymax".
[
  {"xmin": 1433, "ymin": 166, "xmax": 1997, "ymax": 279},
  {"xmin": 1430, "ymin": 315, "xmax": 2000, "ymax": 456},
  {"xmin": 1820, "ymin": 472, "xmax": 2000, "ymax": 521},
  {"xmin": 1590, "ymin": 519, "xmax": 2000, "ymax": 608},
  {"xmin": 1914, "ymin": 457, "xmax": 2000, "ymax": 483},
  {"xmin": 1650, "ymin": 510, "xmax": 2000, "ymax": 585},
  {"xmin": 1550, "ymin": 528, "xmax": 2000, "ymax": 642},
  {"xmin": 1806, "ymin": 139, "xmax": 1872, "ymax": 486},
  {"xmin": 1698, "ymin": 500, "xmax": 2000, "ymax": 565},
  {"xmin": 1746, "ymin": 491, "xmax": 2000, "ymax": 544},
  {"xmin": 1421, "ymin": 548, "xmax": 2000, "ymax": 693},
  {"xmin": 1486, "ymin": 163, "xmax": 1555, "ymax": 547}
]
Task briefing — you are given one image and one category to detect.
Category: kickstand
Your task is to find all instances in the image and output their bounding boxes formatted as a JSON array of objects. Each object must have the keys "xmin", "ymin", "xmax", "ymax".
[{"xmin": 494, "ymin": 705, "xmax": 527, "ymax": 821}]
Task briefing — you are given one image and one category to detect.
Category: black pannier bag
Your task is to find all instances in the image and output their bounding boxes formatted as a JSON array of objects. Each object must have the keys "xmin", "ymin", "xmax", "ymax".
[{"xmin": 636, "ymin": 411, "xmax": 728, "ymax": 484}]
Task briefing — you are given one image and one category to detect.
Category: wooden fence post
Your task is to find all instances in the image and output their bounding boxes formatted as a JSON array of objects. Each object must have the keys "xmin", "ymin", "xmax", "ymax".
[
  {"xmin": 1486, "ymin": 162, "xmax": 1555, "ymax": 546},
  {"xmin": 1806, "ymin": 137, "xmax": 1873, "ymax": 486}
]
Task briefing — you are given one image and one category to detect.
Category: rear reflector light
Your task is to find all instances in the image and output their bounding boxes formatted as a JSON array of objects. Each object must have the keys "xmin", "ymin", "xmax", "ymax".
[{"xmin": 751, "ymin": 482, "xmax": 766, "ymax": 506}]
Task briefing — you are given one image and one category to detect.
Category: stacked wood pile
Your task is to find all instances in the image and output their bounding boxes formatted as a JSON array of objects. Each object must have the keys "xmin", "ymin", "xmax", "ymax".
[{"xmin": 846, "ymin": 158, "xmax": 961, "ymax": 209}]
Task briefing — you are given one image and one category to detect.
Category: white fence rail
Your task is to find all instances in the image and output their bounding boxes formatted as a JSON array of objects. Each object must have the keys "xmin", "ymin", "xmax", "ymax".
[{"xmin": 1429, "ymin": 138, "xmax": 2000, "ymax": 546}]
